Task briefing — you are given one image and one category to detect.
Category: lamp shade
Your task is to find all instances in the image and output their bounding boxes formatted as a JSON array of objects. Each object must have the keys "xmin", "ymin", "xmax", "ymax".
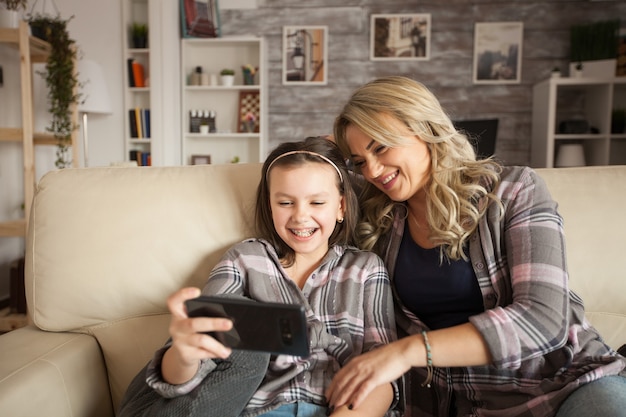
[{"xmin": 77, "ymin": 59, "xmax": 112, "ymax": 114}]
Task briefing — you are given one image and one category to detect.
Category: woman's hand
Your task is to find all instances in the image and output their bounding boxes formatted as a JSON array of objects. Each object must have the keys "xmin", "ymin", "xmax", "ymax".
[
  {"xmin": 161, "ymin": 287, "xmax": 233, "ymax": 384},
  {"xmin": 325, "ymin": 337, "xmax": 416, "ymax": 411}
]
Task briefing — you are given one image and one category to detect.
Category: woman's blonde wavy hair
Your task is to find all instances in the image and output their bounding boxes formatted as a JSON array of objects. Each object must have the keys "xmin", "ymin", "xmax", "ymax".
[{"xmin": 333, "ymin": 76, "xmax": 503, "ymax": 261}]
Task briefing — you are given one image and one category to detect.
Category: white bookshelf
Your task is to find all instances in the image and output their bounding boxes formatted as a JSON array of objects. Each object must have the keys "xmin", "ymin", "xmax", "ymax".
[
  {"xmin": 180, "ymin": 37, "xmax": 266, "ymax": 165},
  {"xmin": 531, "ymin": 76, "xmax": 626, "ymax": 168}
]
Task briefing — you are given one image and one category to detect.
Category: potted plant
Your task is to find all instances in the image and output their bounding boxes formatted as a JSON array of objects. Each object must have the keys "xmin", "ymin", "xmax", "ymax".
[
  {"xmin": 572, "ymin": 61, "xmax": 583, "ymax": 78},
  {"xmin": 569, "ymin": 19, "xmax": 619, "ymax": 77},
  {"xmin": 551, "ymin": 66, "xmax": 561, "ymax": 78},
  {"xmin": 0, "ymin": 0, "xmax": 27, "ymax": 28},
  {"xmin": 131, "ymin": 22, "xmax": 147, "ymax": 49},
  {"xmin": 220, "ymin": 68, "xmax": 235, "ymax": 86},
  {"xmin": 27, "ymin": 13, "xmax": 80, "ymax": 168}
]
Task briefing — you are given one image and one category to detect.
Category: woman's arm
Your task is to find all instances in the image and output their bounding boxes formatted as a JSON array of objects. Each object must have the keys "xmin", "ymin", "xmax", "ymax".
[
  {"xmin": 469, "ymin": 167, "xmax": 570, "ymax": 368},
  {"xmin": 326, "ymin": 322, "xmax": 491, "ymax": 410}
]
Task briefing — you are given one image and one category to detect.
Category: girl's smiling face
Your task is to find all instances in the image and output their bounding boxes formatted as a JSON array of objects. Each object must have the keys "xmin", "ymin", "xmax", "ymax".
[{"xmin": 269, "ymin": 162, "xmax": 345, "ymax": 262}]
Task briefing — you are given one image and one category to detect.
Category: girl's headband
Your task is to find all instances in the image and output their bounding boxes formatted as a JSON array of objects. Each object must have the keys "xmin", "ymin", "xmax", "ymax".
[{"xmin": 266, "ymin": 150, "xmax": 344, "ymax": 183}]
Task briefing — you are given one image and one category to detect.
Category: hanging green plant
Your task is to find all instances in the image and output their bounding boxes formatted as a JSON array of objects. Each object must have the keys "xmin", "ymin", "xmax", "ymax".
[
  {"xmin": 28, "ymin": 13, "xmax": 80, "ymax": 168},
  {"xmin": 0, "ymin": 0, "xmax": 28, "ymax": 11}
]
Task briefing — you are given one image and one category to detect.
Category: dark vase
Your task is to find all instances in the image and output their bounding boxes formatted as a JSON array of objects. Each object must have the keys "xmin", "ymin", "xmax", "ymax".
[{"xmin": 132, "ymin": 35, "xmax": 147, "ymax": 49}]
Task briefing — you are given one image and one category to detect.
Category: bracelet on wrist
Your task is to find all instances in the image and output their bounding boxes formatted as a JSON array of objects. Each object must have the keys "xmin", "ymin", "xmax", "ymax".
[{"xmin": 421, "ymin": 330, "xmax": 433, "ymax": 388}]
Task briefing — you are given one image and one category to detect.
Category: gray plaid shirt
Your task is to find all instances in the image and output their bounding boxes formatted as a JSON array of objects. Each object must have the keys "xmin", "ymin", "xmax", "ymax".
[{"xmin": 147, "ymin": 240, "xmax": 399, "ymax": 416}]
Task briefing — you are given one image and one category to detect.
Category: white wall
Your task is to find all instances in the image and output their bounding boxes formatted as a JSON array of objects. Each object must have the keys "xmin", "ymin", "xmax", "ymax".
[{"xmin": 0, "ymin": 0, "xmax": 125, "ymax": 300}]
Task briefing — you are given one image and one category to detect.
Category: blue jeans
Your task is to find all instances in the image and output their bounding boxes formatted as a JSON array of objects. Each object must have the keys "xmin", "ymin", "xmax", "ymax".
[
  {"xmin": 555, "ymin": 375, "xmax": 626, "ymax": 417},
  {"xmin": 258, "ymin": 402, "xmax": 327, "ymax": 417}
]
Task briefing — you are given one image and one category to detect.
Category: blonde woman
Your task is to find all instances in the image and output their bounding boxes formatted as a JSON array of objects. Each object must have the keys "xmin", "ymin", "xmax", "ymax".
[{"xmin": 325, "ymin": 76, "xmax": 626, "ymax": 417}]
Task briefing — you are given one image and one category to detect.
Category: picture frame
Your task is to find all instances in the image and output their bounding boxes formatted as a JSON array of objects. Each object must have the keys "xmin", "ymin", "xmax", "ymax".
[
  {"xmin": 473, "ymin": 22, "xmax": 523, "ymax": 84},
  {"xmin": 370, "ymin": 14, "xmax": 431, "ymax": 61},
  {"xmin": 282, "ymin": 26, "xmax": 328, "ymax": 85},
  {"xmin": 180, "ymin": 0, "xmax": 220, "ymax": 38},
  {"xmin": 238, "ymin": 91, "xmax": 260, "ymax": 133},
  {"xmin": 191, "ymin": 155, "xmax": 211, "ymax": 165}
]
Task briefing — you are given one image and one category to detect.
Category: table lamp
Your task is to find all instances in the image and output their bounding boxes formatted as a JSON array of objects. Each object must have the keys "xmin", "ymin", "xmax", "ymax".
[{"xmin": 77, "ymin": 59, "xmax": 112, "ymax": 167}]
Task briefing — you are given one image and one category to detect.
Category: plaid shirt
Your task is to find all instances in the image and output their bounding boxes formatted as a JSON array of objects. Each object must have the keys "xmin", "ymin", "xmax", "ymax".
[
  {"xmin": 148, "ymin": 239, "xmax": 398, "ymax": 416},
  {"xmin": 383, "ymin": 166, "xmax": 626, "ymax": 417}
]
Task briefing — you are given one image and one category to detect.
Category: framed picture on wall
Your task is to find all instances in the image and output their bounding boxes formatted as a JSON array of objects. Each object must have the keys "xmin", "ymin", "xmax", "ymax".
[
  {"xmin": 191, "ymin": 155, "xmax": 211, "ymax": 165},
  {"xmin": 282, "ymin": 26, "xmax": 328, "ymax": 85},
  {"xmin": 180, "ymin": 0, "xmax": 220, "ymax": 38},
  {"xmin": 370, "ymin": 14, "xmax": 431, "ymax": 61},
  {"xmin": 473, "ymin": 22, "xmax": 523, "ymax": 84}
]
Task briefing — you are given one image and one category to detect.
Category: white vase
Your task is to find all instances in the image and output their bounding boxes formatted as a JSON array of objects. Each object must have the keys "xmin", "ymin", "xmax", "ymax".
[
  {"xmin": 221, "ymin": 75, "xmax": 235, "ymax": 87},
  {"xmin": 0, "ymin": 9, "xmax": 20, "ymax": 28},
  {"xmin": 555, "ymin": 144, "xmax": 586, "ymax": 167}
]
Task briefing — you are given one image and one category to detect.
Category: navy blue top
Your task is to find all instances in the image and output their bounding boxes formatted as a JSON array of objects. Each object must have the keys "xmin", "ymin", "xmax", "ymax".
[{"xmin": 394, "ymin": 222, "xmax": 484, "ymax": 330}]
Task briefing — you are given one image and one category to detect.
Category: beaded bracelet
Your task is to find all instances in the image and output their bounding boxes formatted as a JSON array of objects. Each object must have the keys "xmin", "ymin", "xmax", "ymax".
[{"xmin": 421, "ymin": 330, "xmax": 433, "ymax": 388}]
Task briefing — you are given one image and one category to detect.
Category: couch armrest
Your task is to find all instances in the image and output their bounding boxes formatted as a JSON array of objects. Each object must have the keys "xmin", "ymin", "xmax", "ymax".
[{"xmin": 0, "ymin": 325, "xmax": 114, "ymax": 417}]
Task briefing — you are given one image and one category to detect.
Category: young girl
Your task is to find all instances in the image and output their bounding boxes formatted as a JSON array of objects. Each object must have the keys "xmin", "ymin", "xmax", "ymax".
[{"xmin": 145, "ymin": 137, "xmax": 398, "ymax": 417}]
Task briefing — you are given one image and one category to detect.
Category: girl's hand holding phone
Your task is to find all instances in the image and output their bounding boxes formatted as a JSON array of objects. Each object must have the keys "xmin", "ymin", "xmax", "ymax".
[{"xmin": 161, "ymin": 287, "xmax": 233, "ymax": 385}]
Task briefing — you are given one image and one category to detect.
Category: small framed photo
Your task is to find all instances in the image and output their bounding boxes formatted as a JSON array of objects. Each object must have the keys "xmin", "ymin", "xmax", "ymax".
[
  {"xmin": 473, "ymin": 22, "xmax": 523, "ymax": 84},
  {"xmin": 370, "ymin": 14, "xmax": 431, "ymax": 61},
  {"xmin": 180, "ymin": 0, "xmax": 220, "ymax": 38},
  {"xmin": 282, "ymin": 26, "xmax": 328, "ymax": 85},
  {"xmin": 191, "ymin": 155, "xmax": 211, "ymax": 165}
]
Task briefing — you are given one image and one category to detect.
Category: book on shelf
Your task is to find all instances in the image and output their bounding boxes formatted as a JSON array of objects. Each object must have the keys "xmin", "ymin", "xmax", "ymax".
[
  {"xmin": 129, "ymin": 109, "xmax": 138, "ymax": 138},
  {"xmin": 134, "ymin": 107, "xmax": 143, "ymax": 138},
  {"xmin": 129, "ymin": 108, "xmax": 150, "ymax": 139},
  {"xmin": 129, "ymin": 150, "xmax": 152, "ymax": 166},
  {"xmin": 144, "ymin": 109, "xmax": 151, "ymax": 138},
  {"xmin": 132, "ymin": 60, "xmax": 145, "ymax": 88},
  {"xmin": 127, "ymin": 58, "xmax": 146, "ymax": 88},
  {"xmin": 127, "ymin": 58, "xmax": 135, "ymax": 87}
]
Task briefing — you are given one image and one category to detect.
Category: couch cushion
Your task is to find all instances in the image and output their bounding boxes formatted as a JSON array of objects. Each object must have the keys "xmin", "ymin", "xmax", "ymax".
[
  {"xmin": 0, "ymin": 326, "xmax": 113, "ymax": 417},
  {"xmin": 26, "ymin": 163, "xmax": 262, "ymax": 331},
  {"xmin": 25, "ymin": 163, "xmax": 263, "ymax": 410},
  {"xmin": 536, "ymin": 166, "xmax": 626, "ymax": 350}
]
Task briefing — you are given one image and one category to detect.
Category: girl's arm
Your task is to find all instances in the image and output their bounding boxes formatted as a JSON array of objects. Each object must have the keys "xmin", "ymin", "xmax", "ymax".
[
  {"xmin": 339, "ymin": 253, "xmax": 398, "ymax": 415},
  {"xmin": 162, "ymin": 246, "xmax": 249, "ymax": 384},
  {"xmin": 161, "ymin": 287, "xmax": 233, "ymax": 384}
]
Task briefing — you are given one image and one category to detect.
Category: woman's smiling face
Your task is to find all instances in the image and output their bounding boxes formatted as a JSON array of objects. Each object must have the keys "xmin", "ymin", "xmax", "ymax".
[{"xmin": 345, "ymin": 114, "xmax": 431, "ymax": 202}]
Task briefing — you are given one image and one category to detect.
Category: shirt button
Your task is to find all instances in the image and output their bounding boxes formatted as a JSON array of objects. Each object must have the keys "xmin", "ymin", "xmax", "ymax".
[{"xmin": 475, "ymin": 262, "xmax": 484, "ymax": 270}]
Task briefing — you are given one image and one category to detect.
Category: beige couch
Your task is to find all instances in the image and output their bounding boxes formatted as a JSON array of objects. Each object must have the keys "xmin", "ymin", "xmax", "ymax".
[{"xmin": 0, "ymin": 164, "xmax": 625, "ymax": 417}]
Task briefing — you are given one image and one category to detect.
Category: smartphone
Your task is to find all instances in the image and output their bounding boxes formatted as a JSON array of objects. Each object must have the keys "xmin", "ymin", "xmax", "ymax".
[{"xmin": 185, "ymin": 295, "xmax": 310, "ymax": 357}]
